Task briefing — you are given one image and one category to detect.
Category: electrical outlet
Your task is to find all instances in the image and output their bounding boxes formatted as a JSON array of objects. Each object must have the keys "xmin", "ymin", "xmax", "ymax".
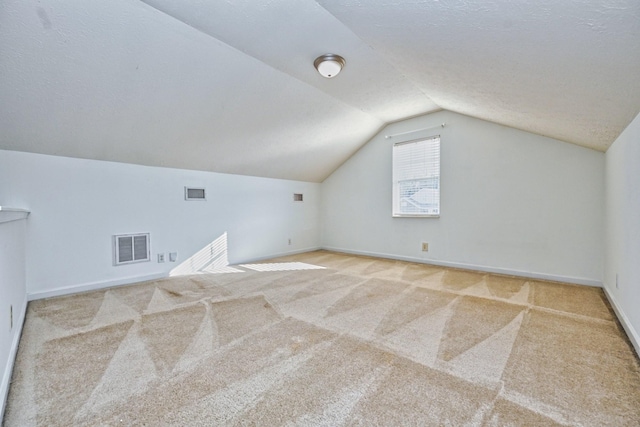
[
  {"xmin": 288, "ymin": 238, "xmax": 292, "ymax": 245},
  {"xmin": 422, "ymin": 242, "xmax": 429, "ymax": 252},
  {"xmin": 158, "ymin": 253, "xmax": 165, "ymax": 263},
  {"xmin": 169, "ymin": 252, "xmax": 177, "ymax": 262}
]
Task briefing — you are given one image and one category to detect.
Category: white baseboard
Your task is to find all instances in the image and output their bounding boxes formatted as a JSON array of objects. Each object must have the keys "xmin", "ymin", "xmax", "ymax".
[
  {"xmin": 26, "ymin": 247, "xmax": 324, "ymax": 301},
  {"xmin": 602, "ymin": 286, "xmax": 640, "ymax": 357},
  {"xmin": 27, "ymin": 247, "xmax": 324, "ymax": 301},
  {"xmin": 237, "ymin": 247, "xmax": 323, "ymax": 264},
  {"xmin": 321, "ymin": 246, "xmax": 602, "ymax": 287},
  {"xmin": 1, "ymin": 294, "xmax": 27, "ymax": 422},
  {"xmin": 27, "ymin": 273, "xmax": 167, "ymax": 301}
]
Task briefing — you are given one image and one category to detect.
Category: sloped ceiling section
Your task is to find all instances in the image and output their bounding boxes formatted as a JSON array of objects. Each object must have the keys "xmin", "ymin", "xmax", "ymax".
[
  {"xmin": 319, "ymin": 0, "xmax": 640, "ymax": 152},
  {"xmin": 0, "ymin": 0, "xmax": 638, "ymax": 182}
]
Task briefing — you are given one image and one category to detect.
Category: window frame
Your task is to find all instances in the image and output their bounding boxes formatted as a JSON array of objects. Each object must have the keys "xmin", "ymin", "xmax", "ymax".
[{"xmin": 392, "ymin": 135, "xmax": 441, "ymax": 218}]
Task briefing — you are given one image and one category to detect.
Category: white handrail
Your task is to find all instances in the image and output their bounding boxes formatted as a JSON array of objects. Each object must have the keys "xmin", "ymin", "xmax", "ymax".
[{"xmin": 0, "ymin": 207, "xmax": 30, "ymax": 224}]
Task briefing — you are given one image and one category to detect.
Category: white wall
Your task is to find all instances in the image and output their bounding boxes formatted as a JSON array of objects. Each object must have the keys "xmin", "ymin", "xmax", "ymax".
[
  {"xmin": 0, "ymin": 150, "xmax": 320, "ymax": 298},
  {"xmin": 604, "ymin": 112, "xmax": 640, "ymax": 353},
  {"xmin": 0, "ymin": 216, "xmax": 28, "ymax": 419},
  {"xmin": 322, "ymin": 110, "xmax": 604, "ymax": 285}
]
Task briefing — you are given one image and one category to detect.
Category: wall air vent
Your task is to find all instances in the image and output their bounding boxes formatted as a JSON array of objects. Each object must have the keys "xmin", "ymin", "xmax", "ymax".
[
  {"xmin": 293, "ymin": 193, "xmax": 304, "ymax": 202},
  {"xmin": 185, "ymin": 187, "xmax": 206, "ymax": 201},
  {"xmin": 113, "ymin": 233, "xmax": 150, "ymax": 266}
]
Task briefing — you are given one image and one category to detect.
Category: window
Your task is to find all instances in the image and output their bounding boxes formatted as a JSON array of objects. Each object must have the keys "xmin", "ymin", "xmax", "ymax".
[{"xmin": 392, "ymin": 135, "xmax": 440, "ymax": 217}]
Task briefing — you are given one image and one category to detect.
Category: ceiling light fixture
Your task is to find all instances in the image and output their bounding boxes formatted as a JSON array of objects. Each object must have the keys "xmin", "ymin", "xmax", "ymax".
[{"xmin": 314, "ymin": 54, "xmax": 346, "ymax": 79}]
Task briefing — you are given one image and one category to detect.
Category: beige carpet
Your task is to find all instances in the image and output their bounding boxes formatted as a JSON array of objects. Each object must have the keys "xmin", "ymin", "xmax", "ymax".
[{"xmin": 4, "ymin": 250, "xmax": 640, "ymax": 426}]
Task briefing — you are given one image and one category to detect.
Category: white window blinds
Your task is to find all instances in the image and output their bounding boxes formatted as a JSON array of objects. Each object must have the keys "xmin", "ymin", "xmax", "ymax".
[{"xmin": 392, "ymin": 135, "xmax": 440, "ymax": 217}]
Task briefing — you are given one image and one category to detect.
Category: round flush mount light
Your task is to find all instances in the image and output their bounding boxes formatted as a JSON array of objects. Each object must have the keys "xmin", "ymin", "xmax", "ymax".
[{"xmin": 314, "ymin": 54, "xmax": 346, "ymax": 78}]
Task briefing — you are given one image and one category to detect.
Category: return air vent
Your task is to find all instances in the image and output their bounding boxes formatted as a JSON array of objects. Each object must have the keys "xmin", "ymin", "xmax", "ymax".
[
  {"xmin": 293, "ymin": 193, "xmax": 304, "ymax": 202},
  {"xmin": 185, "ymin": 187, "xmax": 206, "ymax": 201},
  {"xmin": 113, "ymin": 233, "xmax": 150, "ymax": 266}
]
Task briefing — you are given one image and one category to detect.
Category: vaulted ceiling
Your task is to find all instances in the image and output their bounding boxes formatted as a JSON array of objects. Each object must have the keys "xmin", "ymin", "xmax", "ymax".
[{"xmin": 1, "ymin": 0, "xmax": 638, "ymax": 182}]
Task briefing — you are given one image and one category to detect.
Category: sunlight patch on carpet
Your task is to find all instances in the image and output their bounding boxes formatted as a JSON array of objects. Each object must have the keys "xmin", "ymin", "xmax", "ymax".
[{"xmin": 241, "ymin": 262, "xmax": 326, "ymax": 272}]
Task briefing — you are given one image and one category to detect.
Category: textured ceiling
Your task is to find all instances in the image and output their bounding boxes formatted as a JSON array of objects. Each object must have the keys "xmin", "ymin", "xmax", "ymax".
[{"xmin": 1, "ymin": 0, "xmax": 638, "ymax": 182}]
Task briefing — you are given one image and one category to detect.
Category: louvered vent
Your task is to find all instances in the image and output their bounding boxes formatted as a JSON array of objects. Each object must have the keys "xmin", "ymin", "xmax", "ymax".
[
  {"xmin": 293, "ymin": 193, "xmax": 304, "ymax": 202},
  {"xmin": 113, "ymin": 233, "xmax": 150, "ymax": 265},
  {"xmin": 185, "ymin": 187, "xmax": 206, "ymax": 201}
]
